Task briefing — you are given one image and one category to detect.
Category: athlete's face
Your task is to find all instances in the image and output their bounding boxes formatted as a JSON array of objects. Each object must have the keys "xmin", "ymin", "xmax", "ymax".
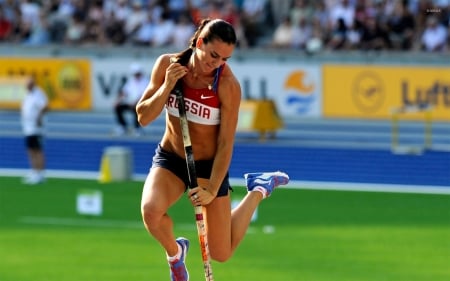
[{"xmin": 195, "ymin": 38, "xmax": 234, "ymax": 74}]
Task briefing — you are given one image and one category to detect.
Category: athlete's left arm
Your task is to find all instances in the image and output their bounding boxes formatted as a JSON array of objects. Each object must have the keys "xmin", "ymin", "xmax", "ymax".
[{"xmin": 207, "ymin": 72, "xmax": 242, "ymax": 197}]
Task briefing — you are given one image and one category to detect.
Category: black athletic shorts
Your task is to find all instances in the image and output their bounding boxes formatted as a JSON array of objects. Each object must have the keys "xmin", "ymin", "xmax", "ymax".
[
  {"xmin": 24, "ymin": 135, "xmax": 43, "ymax": 150},
  {"xmin": 151, "ymin": 144, "xmax": 232, "ymax": 197}
]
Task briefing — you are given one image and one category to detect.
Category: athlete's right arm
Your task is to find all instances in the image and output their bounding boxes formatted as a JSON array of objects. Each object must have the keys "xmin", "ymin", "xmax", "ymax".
[{"xmin": 136, "ymin": 54, "xmax": 187, "ymax": 126}]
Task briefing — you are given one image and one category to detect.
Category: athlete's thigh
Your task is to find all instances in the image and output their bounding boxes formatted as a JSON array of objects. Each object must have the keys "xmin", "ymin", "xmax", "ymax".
[{"xmin": 141, "ymin": 167, "xmax": 186, "ymax": 213}]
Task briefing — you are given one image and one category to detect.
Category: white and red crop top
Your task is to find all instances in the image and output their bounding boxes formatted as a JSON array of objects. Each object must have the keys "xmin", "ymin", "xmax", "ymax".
[{"xmin": 166, "ymin": 65, "xmax": 224, "ymax": 125}]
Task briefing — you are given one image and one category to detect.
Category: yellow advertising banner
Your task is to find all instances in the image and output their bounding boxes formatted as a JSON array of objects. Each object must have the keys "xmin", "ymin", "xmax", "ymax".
[
  {"xmin": 0, "ymin": 77, "xmax": 28, "ymax": 109},
  {"xmin": 323, "ymin": 65, "xmax": 450, "ymax": 121},
  {"xmin": 0, "ymin": 58, "xmax": 91, "ymax": 110}
]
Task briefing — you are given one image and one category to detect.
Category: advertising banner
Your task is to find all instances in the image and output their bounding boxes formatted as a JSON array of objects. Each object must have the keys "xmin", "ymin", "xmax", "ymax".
[
  {"xmin": 0, "ymin": 77, "xmax": 28, "ymax": 109},
  {"xmin": 0, "ymin": 58, "xmax": 91, "ymax": 110},
  {"xmin": 230, "ymin": 62, "xmax": 322, "ymax": 118},
  {"xmin": 323, "ymin": 65, "xmax": 450, "ymax": 120},
  {"xmin": 92, "ymin": 58, "xmax": 322, "ymax": 118},
  {"xmin": 92, "ymin": 58, "xmax": 142, "ymax": 111}
]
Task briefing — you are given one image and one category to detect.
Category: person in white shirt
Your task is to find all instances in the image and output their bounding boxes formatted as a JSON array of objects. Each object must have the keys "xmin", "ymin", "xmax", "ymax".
[
  {"xmin": 271, "ymin": 15, "xmax": 295, "ymax": 48},
  {"xmin": 421, "ymin": 15, "xmax": 448, "ymax": 52},
  {"xmin": 328, "ymin": 0, "xmax": 354, "ymax": 30},
  {"xmin": 21, "ymin": 77, "xmax": 49, "ymax": 185},
  {"xmin": 171, "ymin": 13, "xmax": 195, "ymax": 49},
  {"xmin": 114, "ymin": 63, "xmax": 149, "ymax": 136},
  {"xmin": 151, "ymin": 11, "xmax": 175, "ymax": 47}
]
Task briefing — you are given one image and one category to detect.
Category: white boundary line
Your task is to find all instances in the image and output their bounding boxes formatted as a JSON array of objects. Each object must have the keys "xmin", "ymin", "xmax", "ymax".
[
  {"xmin": 1, "ymin": 168, "xmax": 449, "ymax": 195},
  {"xmin": 18, "ymin": 216, "xmax": 196, "ymax": 230},
  {"xmin": 17, "ymin": 216, "xmax": 258, "ymax": 233},
  {"xmin": 285, "ymin": 180, "xmax": 450, "ymax": 195},
  {"xmin": 19, "ymin": 216, "xmax": 144, "ymax": 229}
]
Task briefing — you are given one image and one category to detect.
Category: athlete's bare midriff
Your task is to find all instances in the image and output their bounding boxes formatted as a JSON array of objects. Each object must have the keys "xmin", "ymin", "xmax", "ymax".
[
  {"xmin": 161, "ymin": 63, "xmax": 225, "ymax": 160},
  {"xmin": 161, "ymin": 113, "xmax": 220, "ymax": 161}
]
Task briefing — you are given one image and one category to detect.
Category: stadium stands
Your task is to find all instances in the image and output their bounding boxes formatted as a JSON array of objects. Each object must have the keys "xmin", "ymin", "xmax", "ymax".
[{"xmin": 0, "ymin": 0, "xmax": 448, "ymax": 52}]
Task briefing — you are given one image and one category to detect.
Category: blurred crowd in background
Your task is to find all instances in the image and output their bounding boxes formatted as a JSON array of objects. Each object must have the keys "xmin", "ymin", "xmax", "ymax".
[{"xmin": 0, "ymin": 0, "xmax": 449, "ymax": 52}]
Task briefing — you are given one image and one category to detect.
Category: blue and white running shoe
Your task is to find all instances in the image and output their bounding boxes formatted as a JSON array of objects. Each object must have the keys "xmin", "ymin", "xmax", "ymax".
[
  {"xmin": 169, "ymin": 237, "xmax": 189, "ymax": 281},
  {"xmin": 244, "ymin": 171, "xmax": 289, "ymax": 198}
]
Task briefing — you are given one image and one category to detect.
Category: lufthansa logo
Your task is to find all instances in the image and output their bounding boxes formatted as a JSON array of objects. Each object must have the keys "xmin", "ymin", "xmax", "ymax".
[{"xmin": 352, "ymin": 71, "xmax": 384, "ymax": 113}]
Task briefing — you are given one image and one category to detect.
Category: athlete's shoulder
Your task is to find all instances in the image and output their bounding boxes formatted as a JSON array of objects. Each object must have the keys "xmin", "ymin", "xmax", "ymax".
[
  {"xmin": 155, "ymin": 53, "xmax": 176, "ymax": 67},
  {"xmin": 217, "ymin": 64, "xmax": 241, "ymax": 100},
  {"xmin": 220, "ymin": 64, "xmax": 240, "ymax": 87},
  {"xmin": 151, "ymin": 53, "xmax": 176, "ymax": 79},
  {"xmin": 220, "ymin": 63, "xmax": 234, "ymax": 77}
]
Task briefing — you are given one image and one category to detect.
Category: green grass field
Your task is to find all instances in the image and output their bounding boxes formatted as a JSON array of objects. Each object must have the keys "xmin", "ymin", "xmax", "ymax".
[{"xmin": 0, "ymin": 177, "xmax": 449, "ymax": 281}]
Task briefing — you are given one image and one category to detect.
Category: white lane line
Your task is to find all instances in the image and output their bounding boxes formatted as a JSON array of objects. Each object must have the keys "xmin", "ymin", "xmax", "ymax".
[
  {"xmin": 18, "ymin": 216, "xmax": 195, "ymax": 230},
  {"xmin": 1, "ymin": 168, "xmax": 449, "ymax": 195},
  {"xmin": 17, "ymin": 216, "xmax": 259, "ymax": 233}
]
